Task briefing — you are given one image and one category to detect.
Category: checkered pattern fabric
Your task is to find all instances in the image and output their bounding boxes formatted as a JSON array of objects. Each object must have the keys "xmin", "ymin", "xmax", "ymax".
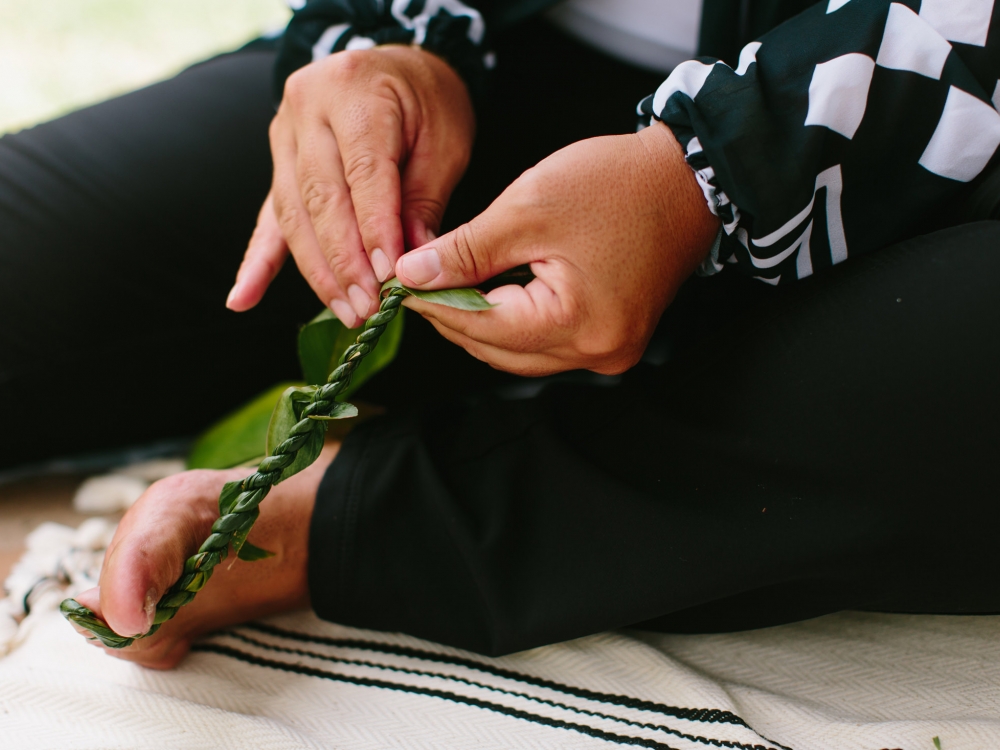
[
  {"xmin": 274, "ymin": 0, "xmax": 494, "ymax": 103},
  {"xmin": 641, "ymin": 0, "xmax": 1000, "ymax": 284}
]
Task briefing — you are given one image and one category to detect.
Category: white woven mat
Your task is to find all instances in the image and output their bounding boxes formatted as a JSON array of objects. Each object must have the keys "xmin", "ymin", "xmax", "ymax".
[{"xmin": 1, "ymin": 519, "xmax": 997, "ymax": 750}]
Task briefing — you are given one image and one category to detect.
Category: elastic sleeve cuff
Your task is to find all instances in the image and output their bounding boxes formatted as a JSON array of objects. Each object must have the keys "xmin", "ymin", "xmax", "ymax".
[
  {"xmin": 274, "ymin": 0, "xmax": 493, "ymax": 107},
  {"xmin": 638, "ymin": 86, "xmax": 740, "ymax": 277}
]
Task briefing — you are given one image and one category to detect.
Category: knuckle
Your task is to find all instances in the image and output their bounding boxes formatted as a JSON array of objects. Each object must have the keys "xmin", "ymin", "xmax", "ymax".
[
  {"xmin": 268, "ymin": 116, "xmax": 282, "ymax": 145},
  {"xmin": 404, "ymin": 196, "xmax": 446, "ymax": 227},
  {"xmin": 513, "ymin": 166, "xmax": 548, "ymax": 207},
  {"xmin": 325, "ymin": 250, "xmax": 358, "ymax": 279},
  {"xmin": 273, "ymin": 197, "xmax": 306, "ymax": 238},
  {"xmin": 357, "ymin": 213, "xmax": 389, "ymax": 244},
  {"xmin": 342, "ymin": 149, "xmax": 380, "ymax": 188},
  {"xmin": 304, "ymin": 264, "xmax": 336, "ymax": 297},
  {"xmin": 283, "ymin": 67, "xmax": 313, "ymax": 108},
  {"xmin": 327, "ymin": 49, "xmax": 367, "ymax": 80},
  {"xmin": 300, "ymin": 176, "xmax": 340, "ymax": 219},
  {"xmin": 451, "ymin": 223, "xmax": 489, "ymax": 280}
]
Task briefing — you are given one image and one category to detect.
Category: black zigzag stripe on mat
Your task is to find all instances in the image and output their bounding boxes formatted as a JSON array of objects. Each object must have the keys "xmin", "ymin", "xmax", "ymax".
[
  {"xmin": 242, "ymin": 622, "xmax": 771, "ymax": 736},
  {"xmin": 194, "ymin": 641, "xmax": 762, "ymax": 750},
  {"xmin": 212, "ymin": 629, "xmax": 782, "ymax": 750}
]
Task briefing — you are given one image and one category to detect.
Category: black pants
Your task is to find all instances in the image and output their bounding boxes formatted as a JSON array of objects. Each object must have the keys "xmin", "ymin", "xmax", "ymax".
[{"xmin": 2, "ymin": 24, "xmax": 999, "ymax": 655}]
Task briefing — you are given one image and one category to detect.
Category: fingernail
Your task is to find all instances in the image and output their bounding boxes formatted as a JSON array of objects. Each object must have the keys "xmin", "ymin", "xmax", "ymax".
[
  {"xmin": 225, "ymin": 281, "xmax": 241, "ymax": 309},
  {"xmin": 143, "ymin": 588, "xmax": 157, "ymax": 634},
  {"xmin": 399, "ymin": 248, "xmax": 441, "ymax": 286},
  {"xmin": 330, "ymin": 298, "xmax": 358, "ymax": 328},
  {"xmin": 371, "ymin": 248, "xmax": 392, "ymax": 282},
  {"xmin": 348, "ymin": 284, "xmax": 372, "ymax": 318}
]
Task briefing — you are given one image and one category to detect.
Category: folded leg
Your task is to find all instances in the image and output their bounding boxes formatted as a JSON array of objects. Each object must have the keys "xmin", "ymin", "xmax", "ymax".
[
  {"xmin": 311, "ymin": 222, "xmax": 1000, "ymax": 654},
  {"xmin": 0, "ymin": 47, "xmax": 319, "ymax": 469}
]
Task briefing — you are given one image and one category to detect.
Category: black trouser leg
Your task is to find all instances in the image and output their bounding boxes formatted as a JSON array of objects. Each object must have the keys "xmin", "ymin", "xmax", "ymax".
[
  {"xmin": 0, "ymin": 49, "xmax": 322, "ymax": 470},
  {"xmin": 311, "ymin": 222, "xmax": 1000, "ymax": 655}
]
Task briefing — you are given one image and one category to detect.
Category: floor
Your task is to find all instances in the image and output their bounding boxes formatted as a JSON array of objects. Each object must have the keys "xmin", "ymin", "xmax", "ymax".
[{"xmin": 0, "ymin": 475, "xmax": 110, "ymax": 584}]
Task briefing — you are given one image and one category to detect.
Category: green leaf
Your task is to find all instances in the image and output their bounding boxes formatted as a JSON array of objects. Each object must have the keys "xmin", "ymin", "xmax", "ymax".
[
  {"xmin": 382, "ymin": 277, "xmax": 495, "ymax": 311},
  {"xmin": 265, "ymin": 385, "xmax": 326, "ymax": 483},
  {"xmin": 218, "ymin": 480, "xmax": 244, "ymax": 516},
  {"xmin": 297, "ymin": 305, "xmax": 406, "ymax": 398},
  {"xmin": 237, "ymin": 541, "xmax": 275, "ymax": 561},
  {"xmin": 230, "ymin": 507, "xmax": 259, "ymax": 557},
  {"xmin": 187, "ymin": 382, "xmax": 302, "ymax": 470},
  {"xmin": 298, "ymin": 309, "xmax": 355, "ymax": 386},
  {"xmin": 933, "ymin": 737, "xmax": 942, "ymax": 750},
  {"xmin": 308, "ymin": 401, "xmax": 359, "ymax": 420},
  {"xmin": 264, "ymin": 385, "xmax": 317, "ymax": 455}
]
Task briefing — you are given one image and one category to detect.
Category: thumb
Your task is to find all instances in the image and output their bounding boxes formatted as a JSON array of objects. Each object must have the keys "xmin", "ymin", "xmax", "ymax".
[
  {"xmin": 227, "ymin": 192, "xmax": 288, "ymax": 312},
  {"xmin": 395, "ymin": 213, "xmax": 522, "ymax": 290}
]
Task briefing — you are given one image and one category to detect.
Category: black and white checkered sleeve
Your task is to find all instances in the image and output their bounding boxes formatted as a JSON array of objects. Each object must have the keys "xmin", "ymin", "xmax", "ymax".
[
  {"xmin": 273, "ymin": 0, "xmax": 493, "ymax": 105},
  {"xmin": 640, "ymin": 0, "xmax": 1000, "ymax": 285}
]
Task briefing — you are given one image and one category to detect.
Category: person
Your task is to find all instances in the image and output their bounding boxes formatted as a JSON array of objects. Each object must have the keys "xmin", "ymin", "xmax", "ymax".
[{"xmin": 3, "ymin": 0, "xmax": 999, "ymax": 670}]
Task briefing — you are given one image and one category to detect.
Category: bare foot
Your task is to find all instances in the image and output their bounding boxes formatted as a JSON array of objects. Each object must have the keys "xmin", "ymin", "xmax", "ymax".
[{"xmin": 72, "ymin": 442, "xmax": 338, "ymax": 669}]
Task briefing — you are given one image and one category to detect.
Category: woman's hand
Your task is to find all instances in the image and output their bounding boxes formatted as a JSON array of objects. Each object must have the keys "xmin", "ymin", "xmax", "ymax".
[
  {"xmin": 394, "ymin": 122, "xmax": 721, "ymax": 376},
  {"xmin": 71, "ymin": 443, "xmax": 338, "ymax": 669},
  {"xmin": 226, "ymin": 45, "xmax": 475, "ymax": 328}
]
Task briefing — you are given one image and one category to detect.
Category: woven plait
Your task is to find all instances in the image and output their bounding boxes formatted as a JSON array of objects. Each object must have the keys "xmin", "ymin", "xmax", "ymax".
[{"xmin": 61, "ymin": 289, "xmax": 408, "ymax": 648}]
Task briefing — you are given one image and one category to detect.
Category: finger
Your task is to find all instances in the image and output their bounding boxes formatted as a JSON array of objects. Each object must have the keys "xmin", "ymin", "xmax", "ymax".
[
  {"xmin": 423, "ymin": 316, "xmax": 565, "ymax": 376},
  {"xmin": 296, "ymin": 123, "xmax": 379, "ymax": 319},
  {"xmin": 226, "ymin": 192, "xmax": 289, "ymax": 312},
  {"xmin": 399, "ymin": 136, "xmax": 467, "ymax": 252},
  {"xmin": 395, "ymin": 210, "xmax": 531, "ymax": 291},
  {"xmin": 405, "ymin": 276, "xmax": 567, "ymax": 354},
  {"xmin": 332, "ymin": 105, "xmax": 406, "ymax": 285},
  {"xmin": 270, "ymin": 117, "xmax": 358, "ymax": 327}
]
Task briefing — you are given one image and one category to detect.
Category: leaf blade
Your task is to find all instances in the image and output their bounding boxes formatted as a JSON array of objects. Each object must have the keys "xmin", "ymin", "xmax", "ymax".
[
  {"xmin": 298, "ymin": 309, "xmax": 357, "ymax": 386},
  {"xmin": 218, "ymin": 480, "xmax": 244, "ymax": 516},
  {"xmin": 381, "ymin": 277, "xmax": 495, "ymax": 311},
  {"xmin": 308, "ymin": 401, "xmax": 359, "ymax": 420},
  {"xmin": 187, "ymin": 382, "xmax": 302, "ymax": 470},
  {"xmin": 237, "ymin": 541, "xmax": 276, "ymax": 561},
  {"xmin": 265, "ymin": 385, "xmax": 327, "ymax": 483}
]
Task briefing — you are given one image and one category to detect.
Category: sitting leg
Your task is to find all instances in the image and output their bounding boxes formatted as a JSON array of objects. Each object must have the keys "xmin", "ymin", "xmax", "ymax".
[
  {"xmin": 0, "ymin": 47, "xmax": 317, "ymax": 470},
  {"xmin": 80, "ymin": 221, "xmax": 1000, "ymax": 662},
  {"xmin": 310, "ymin": 221, "xmax": 1000, "ymax": 653}
]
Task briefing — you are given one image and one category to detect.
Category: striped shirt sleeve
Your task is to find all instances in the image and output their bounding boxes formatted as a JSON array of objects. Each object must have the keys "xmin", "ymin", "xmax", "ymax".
[
  {"xmin": 274, "ymin": 0, "xmax": 493, "ymax": 104},
  {"xmin": 640, "ymin": 0, "xmax": 1000, "ymax": 285}
]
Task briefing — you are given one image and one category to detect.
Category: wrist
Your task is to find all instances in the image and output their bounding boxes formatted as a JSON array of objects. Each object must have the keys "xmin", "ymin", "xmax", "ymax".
[
  {"xmin": 635, "ymin": 122, "xmax": 721, "ymax": 289},
  {"xmin": 375, "ymin": 44, "xmax": 475, "ymax": 122}
]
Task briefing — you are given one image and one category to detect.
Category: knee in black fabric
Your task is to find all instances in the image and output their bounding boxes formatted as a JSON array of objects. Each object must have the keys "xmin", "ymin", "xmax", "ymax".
[
  {"xmin": 308, "ymin": 221, "xmax": 1000, "ymax": 651},
  {"xmin": 0, "ymin": 49, "xmax": 321, "ymax": 468}
]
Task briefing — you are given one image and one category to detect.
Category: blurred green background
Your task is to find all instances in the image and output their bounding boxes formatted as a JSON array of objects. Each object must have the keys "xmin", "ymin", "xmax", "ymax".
[{"xmin": 0, "ymin": 0, "xmax": 291, "ymax": 133}]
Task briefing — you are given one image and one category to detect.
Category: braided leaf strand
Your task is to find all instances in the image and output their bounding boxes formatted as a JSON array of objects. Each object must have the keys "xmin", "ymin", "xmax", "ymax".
[{"xmin": 60, "ymin": 289, "xmax": 408, "ymax": 648}]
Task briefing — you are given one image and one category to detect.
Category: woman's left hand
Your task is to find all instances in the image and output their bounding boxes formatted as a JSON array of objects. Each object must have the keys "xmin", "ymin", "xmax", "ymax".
[{"xmin": 394, "ymin": 122, "xmax": 720, "ymax": 376}]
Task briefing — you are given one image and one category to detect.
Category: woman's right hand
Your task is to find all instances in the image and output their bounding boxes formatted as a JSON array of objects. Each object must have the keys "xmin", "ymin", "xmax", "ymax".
[{"xmin": 225, "ymin": 45, "xmax": 475, "ymax": 327}]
